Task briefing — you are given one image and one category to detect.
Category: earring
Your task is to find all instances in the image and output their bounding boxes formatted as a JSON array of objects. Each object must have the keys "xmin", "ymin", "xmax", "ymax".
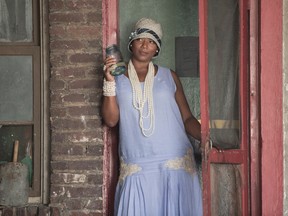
[
  {"xmin": 156, "ymin": 50, "xmax": 159, "ymax": 53},
  {"xmin": 130, "ymin": 44, "xmax": 132, "ymax": 47}
]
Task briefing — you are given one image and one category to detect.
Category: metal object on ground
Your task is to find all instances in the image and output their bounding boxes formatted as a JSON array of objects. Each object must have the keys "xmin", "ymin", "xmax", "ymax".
[{"xmin": 0, "ymin": 140, "xmax": 29, "ymax": 206}]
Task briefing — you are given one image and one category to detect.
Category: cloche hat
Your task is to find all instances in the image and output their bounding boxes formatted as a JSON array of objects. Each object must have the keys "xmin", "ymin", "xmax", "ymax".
[{"xmin": 128, "ymin": 18, "xmax": 163, "ymax": 57}]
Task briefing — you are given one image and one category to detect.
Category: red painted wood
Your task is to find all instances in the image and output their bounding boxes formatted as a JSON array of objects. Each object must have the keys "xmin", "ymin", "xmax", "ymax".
[
  {"xmin": 102, "ymin": 0, "xmax": 119, "ymax": 215},
  {"xmin": 261, "ymin": 0, "xmax": 283, "ymax": 214},
  {"xmin": 199, "ymin": 0, "xmax": 211, "ymax": 215},
  {"xmin": 209, "ymin": 149, "xmax": 246, "ymax": 163},
  {"xmin": 239, "ymin": 1, "xmax": 249, "ymax": 214},
  {"xmin": 249, "ymin": 0, "xmax": 261, "ymax": 215}
]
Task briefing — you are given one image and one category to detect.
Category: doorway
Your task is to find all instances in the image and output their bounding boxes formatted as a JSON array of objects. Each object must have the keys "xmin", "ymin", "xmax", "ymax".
[{"xmin": 102, "ymin": 0, "xmax": 254, "ymax": 215}]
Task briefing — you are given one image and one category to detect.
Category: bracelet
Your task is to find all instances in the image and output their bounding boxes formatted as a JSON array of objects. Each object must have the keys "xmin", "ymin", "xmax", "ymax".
[{"xmin": 103, "ymin": 78, "xmax": 116, "ymax": 96}]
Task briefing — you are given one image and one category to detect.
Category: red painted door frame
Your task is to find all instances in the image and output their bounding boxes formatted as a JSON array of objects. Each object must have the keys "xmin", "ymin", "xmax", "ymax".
[
  {"xmin": 260, "ymin": 0, "xmax": 283, "ymax": 214},
  {"xmin": 102, "ymin": 0, "xmax": 119, "ymax": 215}
]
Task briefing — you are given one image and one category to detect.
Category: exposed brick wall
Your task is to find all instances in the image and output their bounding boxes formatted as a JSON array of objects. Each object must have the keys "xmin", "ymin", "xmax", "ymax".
[
  {"xmin": 49, "ymin": 0, "xmax": 104, "ymax": 215},
  {"xmin": 0, "ymin": 1, "xmax": 105, "ymax": 215}
]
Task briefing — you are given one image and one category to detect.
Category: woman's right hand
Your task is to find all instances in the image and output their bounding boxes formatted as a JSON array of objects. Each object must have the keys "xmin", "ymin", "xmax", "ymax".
[{"xmin": 103, "ymin": 56, "xmax": 117, "ymax": 81}]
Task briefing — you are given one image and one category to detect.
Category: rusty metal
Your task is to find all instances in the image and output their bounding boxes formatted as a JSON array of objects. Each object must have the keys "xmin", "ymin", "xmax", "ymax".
[{"xmin": 0, "ymin": 162, "xmax": 29, "ymax": 206}]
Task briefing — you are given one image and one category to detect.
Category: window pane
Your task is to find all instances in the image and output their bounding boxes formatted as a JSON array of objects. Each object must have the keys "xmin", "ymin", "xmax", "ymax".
[
  {"xmin": 210, "ymin": 164, "xmax": 242, "ymax": 215},
  {"xmin": 0, "ymin": 0, "xmax": 33, "ymax": 42},
  {"xmin": 0, "ymin": 56, "xmax": 33, "ymax": 121},
  {"xmin": 208, "ymin": 0, "xmax": 240, "ymax": 149}
]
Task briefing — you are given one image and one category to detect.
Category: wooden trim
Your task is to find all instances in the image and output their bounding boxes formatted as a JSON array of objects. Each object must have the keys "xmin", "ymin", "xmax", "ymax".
[
  {"xmin": 260, "ymin": 0, "xmax": 283, "ymax": 214},
  {"xmin": 102, "ymin": 0, "xmax": 119, "ymax": 215},
  {"xmin": 249, "ymin": 0, "xmax": 261, "ymax": 215},
  {"xmin": 40, "ymin": 0, "xmax": 51, "ymax": 204},
  {"xmin": 239, "ymin": 0, "xmax": 249, "ymax": 214},
  {"xmin": 199, "ymin": 0, "xmax": 211, "ymax": 215}
]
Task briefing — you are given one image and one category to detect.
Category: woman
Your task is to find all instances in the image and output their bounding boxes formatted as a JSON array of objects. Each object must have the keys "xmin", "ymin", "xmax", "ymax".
[{"xmin": 102, "ymin": 18, "xmax": 203, "ymax": 216}]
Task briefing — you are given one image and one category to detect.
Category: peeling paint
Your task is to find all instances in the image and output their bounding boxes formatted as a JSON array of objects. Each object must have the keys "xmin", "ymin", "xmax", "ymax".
[
  {"xmin": 81, "ymin": 115, "xmax": 87, "ymax": 128},
  {"xmin": 79, "ymin": 136, "xmax": 89, "ymax": 142},
  {"xmin": 59, "ymin": 187, "xmax": 65, "ymax": 196},
  {"xmin": 62, "ymin": 173, "xmax": 86, "ymax": 183},
  {"xmin": 83, "ymin": 199, "xmax": 91, "ymax": 208}
]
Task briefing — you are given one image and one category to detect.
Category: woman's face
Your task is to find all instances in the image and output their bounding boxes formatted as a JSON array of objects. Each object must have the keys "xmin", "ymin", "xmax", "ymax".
[{"xmin": 131, "ymin": 38, "xmax": 158, "ymax": 62}]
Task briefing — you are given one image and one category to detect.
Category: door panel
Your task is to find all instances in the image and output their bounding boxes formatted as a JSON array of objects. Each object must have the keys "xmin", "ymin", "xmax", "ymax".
[{"xmin": 199, "ymin": 0, "xmax": 249, "ymax": 215}]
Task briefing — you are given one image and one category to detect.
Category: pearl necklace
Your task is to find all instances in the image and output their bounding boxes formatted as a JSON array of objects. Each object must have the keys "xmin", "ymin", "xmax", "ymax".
[{"xmin": 128, "ymin": 60, "xmax": 155, "ymax": 137}]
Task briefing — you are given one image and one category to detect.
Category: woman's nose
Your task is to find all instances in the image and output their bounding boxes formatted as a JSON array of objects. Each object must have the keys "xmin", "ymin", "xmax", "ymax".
[{"xmin": 141, "ymin": 39, "xmax": 148, "ymax": 47}]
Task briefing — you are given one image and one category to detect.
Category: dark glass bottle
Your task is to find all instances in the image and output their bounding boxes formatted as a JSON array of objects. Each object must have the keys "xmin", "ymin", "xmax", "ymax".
[{"xmin": 106, "ymin": 44, "xmax": 127, "ymax": 76}]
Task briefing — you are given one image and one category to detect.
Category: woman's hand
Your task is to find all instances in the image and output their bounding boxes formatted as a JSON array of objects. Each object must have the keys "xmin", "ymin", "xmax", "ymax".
[{"xmin": 103, "ymin": 56, "xmax": 117, "ymax": 81}]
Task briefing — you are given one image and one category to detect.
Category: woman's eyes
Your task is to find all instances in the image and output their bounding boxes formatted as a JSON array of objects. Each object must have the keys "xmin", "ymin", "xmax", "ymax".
[{"xmin": 136, "ymin": 38, "xmax": 155, "ymax": 44}]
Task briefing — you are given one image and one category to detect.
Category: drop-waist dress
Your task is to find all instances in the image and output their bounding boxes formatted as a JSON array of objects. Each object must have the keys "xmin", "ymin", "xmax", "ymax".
[{"xmin": 114, "ymin": 66, "xmax": 203, "ymax": 216}]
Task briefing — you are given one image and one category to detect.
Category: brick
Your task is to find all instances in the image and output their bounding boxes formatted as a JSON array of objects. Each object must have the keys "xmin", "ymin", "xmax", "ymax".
[
  {"xmin": 52, "ymin": 118, "xmax": 87, "ymax": 130},
  {"xmin": 84, "ymin": 199, "xmax": 102, "ymax": 210},
  {"xmin": 51, "ymin": 173, "xmax": 88, "ymax": 184},
  {"xmin": 50, "ymin": 107, "xmax": 67, "ymax": 118},
  {"xmin": 88, "ymin": 92, "xmax": 102, "ymax": 103},
  {"xmin": 49, "ymin": 25, "xmax": 67, "ymax": 38},
  {"xmin": 68, "ymin": 105, "xmax": 99, "ymax": 116},
  {"xmin": 64, "ymin": 198, "xmax": 102, "ymax": 210},
  {"xmin": 65, "ymin": 26, "xmax": 101, "ymax": 39},
  {"xmin": 50, "ymin": 53, "xmax": 69, "ymax": 67},
  {"xmin": 50, "ymin": 206, "xmax": 62, "ymax": 216},
  {"xmin": 51, "ymin": 144, "xmax": 85, "ymax": 156},
  {"xmin": 50, "ymin": 12, "xmax": 85, "ymax": 23},
  {"xmin": 50, "ymin": 185, "xmax": 102, "ymax": 198},
  {"xmin": 51, "ymin": 67, "xmax": 88, "ymax": 79},
  {"xmin": 69, "ymin": 212, "xmax": 103, "ymax": 216},
  {"xmin": 50, "ymin": 93, "xmax": 65, "ymax": 105},
  {"xmin": 50, "ymin": 79, "xmax": 66, "ymax": 90},
  {"xmin": 63, "ymin": 198, "xmax": 82, "ymax": 210},
  {"xmin": 69, "ymin": 53, "xmax": 98, "ymax": 63},
  {"xmin": 49, "ymin": 0, "xmax": 65, "ymax": 11},
  {"xmin": 50, "ymin": 40, "xmax": 84, "ymax": 50},
  {"xmin": 51, "ymin": 131, "xmax": 103, "ymax": 143},
  {"xmin": 85, "ymin": 144, "xmax": 103, "ymax": 156},
  {"xmin": 69, "ymin": 79, "xmax": 98, "ymax": 90},
  {"xmin": 87, "ymin": 40, "xmax": 102, "ymax": 49},
  {"xmin": 27, "ymin": 206, "xmax": 38, "ymax": 215},
  {"xmin": 66, "ymin": 0, "xmax": 102, "ymax": 10},
  {"xmin": 51, "ymin": 160, "xmax": 103, "ymax": 171},
  {"xmin": 38, "ymin": 206, "xmax": 51, "ymax": 216},
  {"xmin": 87, "ymin": 12, "xmax": 102, "ymax": 23},
  {"xmin": 86, "ymin": 174, "xmax": 103, "ymax": 185},
  {"xmin": 51, "ymin": 143, "xmax": 103, "ymax": 157}
]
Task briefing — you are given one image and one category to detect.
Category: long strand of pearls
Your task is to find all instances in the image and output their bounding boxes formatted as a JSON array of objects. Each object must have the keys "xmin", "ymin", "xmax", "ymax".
[{"xmin": 128, "ymin": 60, "xmax": 155, "ymax": 137}]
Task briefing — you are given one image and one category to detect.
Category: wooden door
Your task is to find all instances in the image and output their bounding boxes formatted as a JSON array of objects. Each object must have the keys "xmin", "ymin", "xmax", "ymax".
[{"xmin": 199, "ymin": 0, "xmax": 249, "ymax": 215}]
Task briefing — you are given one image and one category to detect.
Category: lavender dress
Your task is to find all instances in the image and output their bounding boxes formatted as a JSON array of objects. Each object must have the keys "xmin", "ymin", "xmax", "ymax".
[{"xmin": 114, "ymin": 66, "xmax": 202, "ymax": 216}]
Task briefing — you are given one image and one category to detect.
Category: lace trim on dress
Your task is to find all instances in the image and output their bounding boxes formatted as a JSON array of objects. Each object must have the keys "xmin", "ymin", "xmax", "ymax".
[
  {"xmin": 164, "ymin": 148, "xmax": 196, "ymax": 176},
  {"xmin": 119, "ymin": 158, "xmax": 142, "ymax": 182}
]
